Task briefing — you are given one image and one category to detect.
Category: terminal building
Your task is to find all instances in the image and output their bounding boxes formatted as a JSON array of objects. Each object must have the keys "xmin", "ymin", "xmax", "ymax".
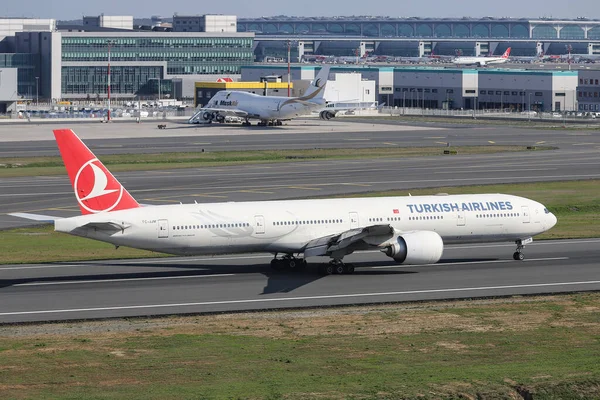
[
  {"xmin": 240, "ymin": 16, "xmax": 600, "ymax": 60},
  {"xmin": 241, "ymin": 65, "xmax": 582, "ymax": 112},
  {"xmin": 0, "ymin": 14, "xmax": 600, "ymax": 111},
  {"xmin": 0, "ymin": 15, "xmax": 253, "ymax": 102}
]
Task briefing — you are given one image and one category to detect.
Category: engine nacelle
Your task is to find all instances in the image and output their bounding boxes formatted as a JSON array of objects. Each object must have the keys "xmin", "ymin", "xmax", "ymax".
[
  {"xmin": 319, "ymin": 110, "xmax": 336, "ymax": 120},
  {"xmin": 383, "ymin": 231, "xmax": 443, "ymax": 265}
]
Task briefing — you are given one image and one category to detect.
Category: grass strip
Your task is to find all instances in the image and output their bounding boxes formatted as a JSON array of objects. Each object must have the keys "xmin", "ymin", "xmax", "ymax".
[
  {"xmin": 0, "ymin": 293, "xmax": 599, "ymax": 399},
  {"xmin": 0, "ymin": 145, "xmax": 549, "ymax": 177},
  {"xmin": 1, "ymin": 180, "xmax": 598, "ymax": 264}
]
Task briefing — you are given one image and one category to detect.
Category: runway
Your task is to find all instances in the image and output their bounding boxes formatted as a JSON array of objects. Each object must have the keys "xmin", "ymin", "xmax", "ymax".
[
  {"xmin": 1, "ymin": 118, "xmax": 599, "ymax": 157},
  {"xmin": 0, "ymin": 238, "xmax": 598, "ymax": 323}
]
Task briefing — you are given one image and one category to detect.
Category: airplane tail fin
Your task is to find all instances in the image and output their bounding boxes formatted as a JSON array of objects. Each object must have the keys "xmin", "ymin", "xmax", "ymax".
[
  {"xmin": 53, "ymin": 129, "xmax": 140, "ymax": 215},
  {"xmin": 300, "ymin": 65, "xmax": 331, "ymax": 103},
  {"xmin": 502, "ymin": 48, "xmax": 512, "ymax": 58}
]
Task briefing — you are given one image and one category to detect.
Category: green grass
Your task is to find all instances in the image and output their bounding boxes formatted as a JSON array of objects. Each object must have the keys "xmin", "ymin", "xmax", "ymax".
[
  {"xmin": 1, "ymin": 293, "xmax": 599, "ymax": 399},
  {"xmin": 1, "ymin": 179, "xmax": 598, "ymax": 264},
  {"xmin": 0, "ymin": 145, "xmax": 549, "ymax": 177}
]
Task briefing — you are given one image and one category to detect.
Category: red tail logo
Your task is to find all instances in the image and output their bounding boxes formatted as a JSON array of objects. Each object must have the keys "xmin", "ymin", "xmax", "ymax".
[
  {"xmin": 54, "ymin": 129, "xmax": 140, "ymax": 215},
  {"xmin": 502, "ymin": 48, "xmax": 512, "ymax": 58}
]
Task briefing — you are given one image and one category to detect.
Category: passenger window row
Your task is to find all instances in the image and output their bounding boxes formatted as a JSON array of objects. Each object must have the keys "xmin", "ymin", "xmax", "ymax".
[
  {"xmin": 273, "ymin": 219, "xmax": 343, "ymax": 226},
  {"xmin": 173, "ymin": 222, "xmax": 250, "ymax": 230},
  {"xmin": 408, "ymin": 215, "xmax": 444, "ymax": 220},
  {"xmin": 476, "ymin": 213, "xmax": 520, "ymax": 218}
]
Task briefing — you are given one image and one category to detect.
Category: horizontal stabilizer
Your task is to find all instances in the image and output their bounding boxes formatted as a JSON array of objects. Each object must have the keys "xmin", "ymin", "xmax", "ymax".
[{"xmin": 9, "ymin": 212, "xmax": 62, "ymax": 223}]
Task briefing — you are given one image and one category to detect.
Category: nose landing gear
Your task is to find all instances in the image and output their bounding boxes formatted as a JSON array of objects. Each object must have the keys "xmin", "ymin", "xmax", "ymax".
[{"xmin": 513, "ymin": 237, "xmax": 533, "ymax": 261}]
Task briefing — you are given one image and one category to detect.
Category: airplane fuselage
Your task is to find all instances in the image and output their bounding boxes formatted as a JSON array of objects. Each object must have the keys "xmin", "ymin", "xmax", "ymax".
[
  {"xmin": 56, "ymin": 194, "xmax": 556, "ymax": 257},
  {"xmin": 206, "ymin": 90, "xmax": 325, "ymax": 121}
]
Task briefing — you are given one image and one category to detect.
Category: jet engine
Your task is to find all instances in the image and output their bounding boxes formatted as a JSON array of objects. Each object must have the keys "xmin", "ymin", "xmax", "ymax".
[
  {"xmin": 319, "ymin": 110, "xmax": 336, "ymax": 120},
  {"xmin": 383, "ymin": 231, "xmax": 443, "ymax": 265}
]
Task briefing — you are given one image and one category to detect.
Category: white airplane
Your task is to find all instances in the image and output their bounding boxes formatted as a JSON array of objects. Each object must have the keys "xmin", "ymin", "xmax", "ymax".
[
  {"xmin": 11, "ymin": 129, "xmax": 557, "ymax": 275},
  {"xmin": 189, "ymin": 66, "xmax": 330, "ymax": 126},
  {"xmin": 453, "ymin": 48, "xmax": 512, "ymax": 67}
]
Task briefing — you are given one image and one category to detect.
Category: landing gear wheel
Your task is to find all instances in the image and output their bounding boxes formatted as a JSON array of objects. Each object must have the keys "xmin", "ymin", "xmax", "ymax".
[
  {"xmin": 334, "ymin": 264, "xmax": 345, "ymax": 275},
  {"xmin": 345, "ymin": 265, "xmax": 355, "ymax": 274},
  {"xmin": 513, "ymin": 239, "xmax": 527, "ymax": 261}
]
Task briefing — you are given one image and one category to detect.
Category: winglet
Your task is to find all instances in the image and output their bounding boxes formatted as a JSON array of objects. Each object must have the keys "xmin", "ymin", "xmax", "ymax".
[{"xmin": 53, "ymin": 129, "xmax": 140, "ymax": 215}]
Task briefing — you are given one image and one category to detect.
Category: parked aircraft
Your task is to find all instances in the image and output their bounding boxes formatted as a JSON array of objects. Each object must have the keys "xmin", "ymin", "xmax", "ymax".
[
  {"xmin": 453, "ymin": 48, "xmax": 512, "ymax": 67},
  {"xmin": 188, "ymin": 66, "xmax": 330, "ymax": 126},
  {"xmin": 11, "ymin": 129, "xmax": 557, "ymax": 275}
]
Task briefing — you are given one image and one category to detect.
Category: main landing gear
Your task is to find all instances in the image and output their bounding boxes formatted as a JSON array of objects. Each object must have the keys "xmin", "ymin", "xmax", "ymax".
[
  {"xmin": 257, "ymin": 120, "xmax": 283, "ymax": 126},
  {"xmin": 270, "ymin": 255, "xmax": 307, "ymax": 271},
  {"xmin": 317, "ymin": 259, "xmax": 355, "ymax": 276},
  {"xmin": 512, "ymin": 238, "xmax": 532, "ymax": 261}
]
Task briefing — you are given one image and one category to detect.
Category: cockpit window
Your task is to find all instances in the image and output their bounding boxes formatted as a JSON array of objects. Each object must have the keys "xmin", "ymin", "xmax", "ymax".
[{"xmin": 544, "ymin": 208, "xmax": 550, "ymax": 214}]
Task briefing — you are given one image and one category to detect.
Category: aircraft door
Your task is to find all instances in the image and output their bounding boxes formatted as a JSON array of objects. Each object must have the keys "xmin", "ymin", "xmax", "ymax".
[
  {"xmin": 457, "ymin": 211, "xmax": 466, "ymax": 226},
  {"xmin": 255, "ymin": 215, "xmax": 265, "ymax": 234},
  {"xmin": 521, "ymin": 206, "xmax": 530, "ymax": 223},
  {"xmin": 349, "ymin": 212, "xmax": 359, "ymax": 229},
  {"xmin": 158, "ymin": 219, "xmax": 169, "ymax": 238}
]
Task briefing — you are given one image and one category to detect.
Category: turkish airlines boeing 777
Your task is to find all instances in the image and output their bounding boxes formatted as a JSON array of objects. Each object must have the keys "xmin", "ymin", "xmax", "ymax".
[{"xmin": 12, "ymin": 129, "xmax": 557, "ymax": 275}]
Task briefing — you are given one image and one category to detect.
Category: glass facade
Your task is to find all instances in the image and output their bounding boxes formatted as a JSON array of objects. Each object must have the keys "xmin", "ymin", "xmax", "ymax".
[
  {"xmin": 0, "ymin": 53, "xmax": 39, "ymax": 97},
  {"xmin": 60, "ymin": 35, "xmax": 254, "ymax": 97},
  {"xmin": 61, "ymin": 36, "xmax": 254, "ymax": 74},
  {"xmin": 61, "ymin": 65, "xmax": 167, "ymax": 97}
]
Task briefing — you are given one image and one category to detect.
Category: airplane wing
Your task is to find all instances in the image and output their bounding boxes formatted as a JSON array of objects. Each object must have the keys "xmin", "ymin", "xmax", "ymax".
[{"xmin": 303, "ymin": 224, "xmax": 394, "ymax": 258}]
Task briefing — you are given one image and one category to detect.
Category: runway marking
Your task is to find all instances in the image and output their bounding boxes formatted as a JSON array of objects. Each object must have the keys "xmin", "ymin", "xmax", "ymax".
[
  {"xmin": 425, "ymin": 137, "xmax": 445, "ymax": 139},
  {"xmin": 191, "ymin": 194, "xmax": 229, "ymax": 198},
  {"xmin": 382, "ymin": 142, "xmax": 397, "ymax": 146},
  {"xmin": 2, "ymin": 280, "xmax": 600, "ymax": 317},
  {"xmin": 435, "ymin": 141, "xmax": 448, "ymax": 145},
  {"xmin": 488, "ymin": 141, "xmax": 496, "ymax": 144},
  {"xmin": 15, "ymin": 274, "xmax": 235, "ymax": 287},
  {"xmin": 345, "ymin": 138, "xmax": 370, "ymax": 141},
  {"xmin": 341, "ymin": 183, "xmax": 372, "ymax": 187},
  {"xmin": 572, "ymin": 143, "xmax": 597, "ymax": 146},
  {"xmin": 536, "ymin": 141, "xmax": 546, "ymax": 144},
  {"xmin": 288, "ymin": 186, "xmax": 321, "ymax": 191},
  {"xmin": 434, "ymin": 168, "xmax": 554, "ymax": 174},
  {"xmin": 371, "ymin": 257, "xmax": 569, "ymax": 269},
  {"xmin": 238, "ymin": 190, "xmax": 275, "ymax": 194}
]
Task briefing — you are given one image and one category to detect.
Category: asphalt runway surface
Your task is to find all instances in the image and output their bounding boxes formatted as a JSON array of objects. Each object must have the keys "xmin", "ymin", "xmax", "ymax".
[
  {"xmin": 1, "ymin": 118, "xmax": 599, "ymax": 156},
  {"xmin": 1, "ymin": 119, "xmax": 599, "ymax": 323},
  {"xmin": 0, "ymin": 239, "xmax": 598, "ymax": 323}
]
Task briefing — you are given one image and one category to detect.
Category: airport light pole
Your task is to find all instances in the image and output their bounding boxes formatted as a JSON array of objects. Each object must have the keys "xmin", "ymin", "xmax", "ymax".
[
  {"xmin": 287, "ymin": 39, "xmax": 291, "ymax": 97},
  {"xmin": 106, "ymin": 40, "xmax": 114, "ymax": 122},
  {"xmin": 528, "ymin": 93, "xmax": 532, "ymax": 121},
  {"xmin": 35, "ymin": 76, "xmax": 39, "ymax": 108}
]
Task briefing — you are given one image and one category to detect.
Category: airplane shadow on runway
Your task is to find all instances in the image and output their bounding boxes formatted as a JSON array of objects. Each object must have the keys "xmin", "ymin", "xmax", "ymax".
[{"xmin": 0, "ymin": 260, "xmax": 418, "ymax": 294}]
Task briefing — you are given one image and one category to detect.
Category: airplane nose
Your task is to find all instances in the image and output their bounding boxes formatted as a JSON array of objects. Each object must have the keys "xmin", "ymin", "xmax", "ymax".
[{"xmin": 549, "ymin": 213, "xmax": 558, "ymax": 229}]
